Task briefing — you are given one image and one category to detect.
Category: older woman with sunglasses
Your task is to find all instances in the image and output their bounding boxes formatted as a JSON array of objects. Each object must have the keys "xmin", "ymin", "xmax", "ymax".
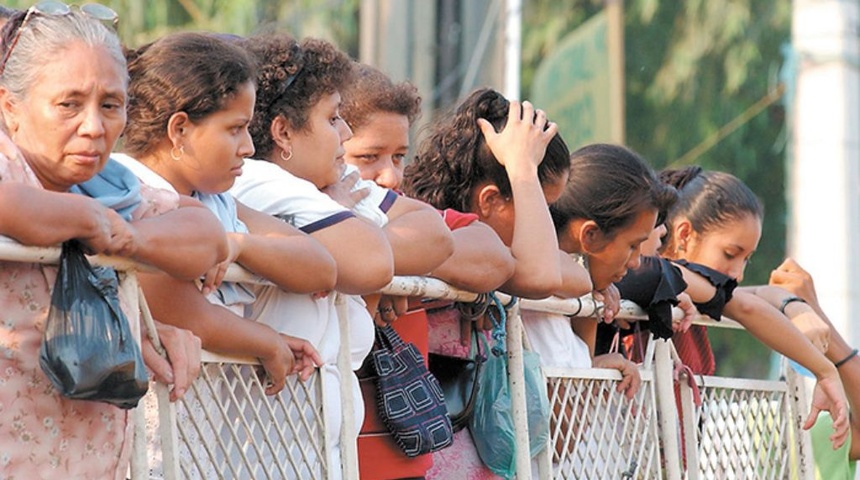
[{"xmin": 0, "ymin": 4, "xmax": 227, "ymax": 478}]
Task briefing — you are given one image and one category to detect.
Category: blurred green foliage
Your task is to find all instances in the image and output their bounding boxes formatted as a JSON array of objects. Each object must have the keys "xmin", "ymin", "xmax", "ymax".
[{"xmin": 2, "ymin": 0, "xmax": 360, "ymax": 52}]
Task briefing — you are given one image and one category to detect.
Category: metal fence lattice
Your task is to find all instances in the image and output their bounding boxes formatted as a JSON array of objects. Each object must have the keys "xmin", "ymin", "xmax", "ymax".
[
  {"xmin": 546, "ymin": 368, "xmax": 662, "ymax": 480},
  {"xmin": 173, "ymin": 362, "xmax": 328, "ymax": 480},
  {"xmin": 690, "ymin": 376, "xmax": 794, "ymax": 480}
]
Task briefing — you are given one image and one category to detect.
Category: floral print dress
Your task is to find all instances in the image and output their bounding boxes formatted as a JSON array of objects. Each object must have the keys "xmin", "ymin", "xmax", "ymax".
[{"xmin": 0, "ymin": 136, "xmax": 179, "ymax": 480}]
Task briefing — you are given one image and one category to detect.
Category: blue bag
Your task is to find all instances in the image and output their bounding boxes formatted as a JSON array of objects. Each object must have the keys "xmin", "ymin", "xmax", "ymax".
[{"xmin": 469, "ymin": 295, "xmax": 550, "ymax": 478}]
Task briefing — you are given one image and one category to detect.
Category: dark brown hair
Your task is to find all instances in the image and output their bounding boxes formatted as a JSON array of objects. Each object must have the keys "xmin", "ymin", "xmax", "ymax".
[
  {"xmin": 340, "ymin": 63, "xmax": 421, "ymax": 130},
  {"xmin": 402, "ymin": 88, "xmax": 570, "ymax": 212},
  {"xmin": 550, "ymin": 143, "xmax": 678, "ymax": 239},
  {"xmin": 123, "ymin": 32, "xmax": 256, "ymax": 156},
  {"xmin": 660, "ymin": 166, "xmax": 763, "ymax": 252},
  {"xmin": 242, "ymin": 34, "xmax": 355, "ymax": 159}
]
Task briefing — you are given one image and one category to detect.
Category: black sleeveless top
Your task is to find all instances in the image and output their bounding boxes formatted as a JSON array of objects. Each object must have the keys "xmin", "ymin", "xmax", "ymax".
[
  {"xmin": 595, "ymin": 256, "xmax": 687, "ymax": 355},
  {"xmin": 673, "ymin": 259, "xmax": 738, "ymax": 321}
]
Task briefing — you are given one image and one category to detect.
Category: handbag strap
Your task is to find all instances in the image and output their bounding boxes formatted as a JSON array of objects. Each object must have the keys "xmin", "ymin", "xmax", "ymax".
[
  {"xmin": 487, "ymin": 292, "xmax": 508, "ymax": 357},
  {"xmin": 375, "ymin": 324, "xmax": 406, "ymax": 352}
]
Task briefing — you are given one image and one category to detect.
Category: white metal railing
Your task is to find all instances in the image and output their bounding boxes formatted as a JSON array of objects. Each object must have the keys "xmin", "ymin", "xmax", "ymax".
[{"xmin": 0, "ymin": 239, "xmax": 815, "ymax": 479}]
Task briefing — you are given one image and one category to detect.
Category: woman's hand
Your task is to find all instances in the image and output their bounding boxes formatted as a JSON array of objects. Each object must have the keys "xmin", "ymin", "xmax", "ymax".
[
  {"xmin": 674, "ymin": 292, "xmax": 697, "ymax": 333},
  {"xmin": 141, "ymin": 321, "xmax": 202, "ymax": 402},
  {"xmin": 322, "ymin": 164, "xmax": 370, "ymax": 209},
  {"xmin": 78, "ymin": 202, "xmax": 138, "ymax": 256},
  {"xmin": 281, "ymin": 334, "xmax": 323, "ymax": 381},
  {"xmin": 374, "ymin": 294, "xmax": 409, "ymax": 327},
  {"xmin": 258, "ymin": 332, "xmax": 297, "ymax": 395},
  {"xmin": 201, "ymin": 233, "xmax": 243, "ymax": 296},
  {"xmin": 769, "ymin": 258, "xmax": 818, "ymax": 305},
  {"xmin": 477, "ymin": 100, "xmax": 558, "ymax": 175},
  {"xmin": 593, "ymin": 353, "xmax": 641, "ymax": 400},
  {"xmin": 593, "ymin": 284, "xmax": 621, "ymax": 324},
  {"xmin": 792, "ymin": 310, "xmax": 832, "ymax": 353},
  {"xmin": 807, "ymin": 372, "xmax": 850, "ymax": 449}
]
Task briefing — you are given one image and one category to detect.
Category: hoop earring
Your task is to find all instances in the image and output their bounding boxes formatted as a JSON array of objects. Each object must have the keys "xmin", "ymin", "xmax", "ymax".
[
  {"xmin": 170, "ymin": 145, "xmax": 184, "ymax": 161},
  {"xmin": 280, "ymin": 146, "xmax": 293, "ymax": 162}
]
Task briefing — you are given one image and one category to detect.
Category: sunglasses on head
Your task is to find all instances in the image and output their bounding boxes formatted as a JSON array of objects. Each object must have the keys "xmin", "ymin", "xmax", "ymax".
[{"xmin": 0, "ymin": 1, "xmax": 118, "ymax": 76}]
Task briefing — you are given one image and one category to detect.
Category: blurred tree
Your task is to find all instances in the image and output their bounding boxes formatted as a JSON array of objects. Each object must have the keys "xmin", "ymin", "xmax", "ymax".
[
  {"xmin": 523, "ymin": 0, "xmax": 790, "ymax": 379},
  {"xmin": 2, "ymin": 0, "xmax": 359, "ymax": 52}
]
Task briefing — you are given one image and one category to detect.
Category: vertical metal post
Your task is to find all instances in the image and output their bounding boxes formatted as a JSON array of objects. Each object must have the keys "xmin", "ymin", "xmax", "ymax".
[
  {"xmin": 784, "ymin": 363, "xmax": 815, "ymax": 480},
  {"xmin": 125, "ymin": 273, "xmax": 149, "ymax": 480},
  {"xmin": 654, "ymin": 340, "xmax": 683, "ymax": 480},
  {"xmin": 507, "ymin": 303, "xmax": 532, "ymax": 479},
  {"xmin": 503, "ymin": 0, "xmax": 522, "ymax": 100},
  {"xmin": 136, "ymin": 279, "xmax": 181, "ymax": 480},
  {"xmin": 678, "ymin": 377, "xmax": 700, "ymax": 479},
  {"xmin": 335, "ymin": 294, "xmax": 360, "ymax": 480},
  {"xmin": 605, "ymin": 0, "xmax": 625, "ymax": 143}
]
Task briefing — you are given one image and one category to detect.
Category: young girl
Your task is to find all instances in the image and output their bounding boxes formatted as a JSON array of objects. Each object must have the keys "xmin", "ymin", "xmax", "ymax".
[
  {"xmin": 341, "ymin": 63, "xmax": 516, "ymax": 480},
  {"xmin": 118, "ymin": 32, "xmax": 330, "ymax": 478},
  {"xmin": 234, "ymin": 34, "xmax": 456, "ymax": 476},
  {"xmin": 542, "ymin": 143, "xmax": 679, "ymax": 393},
  {"xmin": 120, "ymin": 31, "xmax": 327, "ymax": 389},
  {"xmin": 660, "ymin": 166, "xmax": 849, "ymax": 449},
  {"xmin": 403, "ymin": 88, "xmax": 592, "ymax": 479}
]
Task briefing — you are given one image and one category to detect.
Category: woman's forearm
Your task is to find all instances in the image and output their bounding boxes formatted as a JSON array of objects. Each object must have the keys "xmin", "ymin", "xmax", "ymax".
[
  {"xmin": 132, "ymin": 205, "xmax": 228, "ymax": 280},
  {"xmin": 503, "ymin": 168, "xmax": 562, "ymax": 298},
  {"xmin": 725, "ymin": 291, "xmax": 836, "ymax": 379}
]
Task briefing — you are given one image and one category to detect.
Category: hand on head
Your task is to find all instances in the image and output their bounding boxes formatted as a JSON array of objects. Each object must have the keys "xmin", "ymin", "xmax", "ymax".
[{"xmin": 477, "ymin": 100, "xmax": 558, "ymax": 174}]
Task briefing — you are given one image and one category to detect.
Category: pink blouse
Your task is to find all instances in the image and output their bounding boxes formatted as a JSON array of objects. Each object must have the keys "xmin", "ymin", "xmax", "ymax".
[{"xmin": 0, "ymin": 137, "xmax": 178, "ymax": 479}]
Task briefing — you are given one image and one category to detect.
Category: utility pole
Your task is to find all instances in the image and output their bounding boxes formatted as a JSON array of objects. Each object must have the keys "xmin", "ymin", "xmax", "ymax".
[{"xmin": 790, "ymin": 0, "xmax": 860, "ymax": 346}]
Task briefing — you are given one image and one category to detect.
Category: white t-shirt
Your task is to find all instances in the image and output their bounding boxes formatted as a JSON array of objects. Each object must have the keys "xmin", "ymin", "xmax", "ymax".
[
  {"xmin": 231, "ymin": 159, "xmax": 360, "ymax": 364},
  {"xmin": 522, "ymin": 310, "xmax": 592, "ymax": 369}
]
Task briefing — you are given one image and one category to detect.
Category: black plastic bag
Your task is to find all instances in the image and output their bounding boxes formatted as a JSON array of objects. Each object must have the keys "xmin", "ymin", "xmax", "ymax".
[{"xmin": 39, "ymin": 241, "xmax": 148, "ymax": 409}]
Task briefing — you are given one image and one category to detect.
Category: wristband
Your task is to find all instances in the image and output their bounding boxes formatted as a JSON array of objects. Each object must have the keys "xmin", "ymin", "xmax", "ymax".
[
  {"xmin": 835, "ymin": 348, "xmax": 859, "ymax": 368},
  {"xmin": 778, "ymin": 295, "xmax": 807, "ymax": 315}
]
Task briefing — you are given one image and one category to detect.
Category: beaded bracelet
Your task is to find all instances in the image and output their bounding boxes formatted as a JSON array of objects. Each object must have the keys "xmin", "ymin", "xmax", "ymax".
[
  {"xmin": 834, "ymin": 348, "xmax": 859, "ymax": 368},
  {"xmin": 778, "ymin": 295, "xmax": 807, "ymax": 315}
]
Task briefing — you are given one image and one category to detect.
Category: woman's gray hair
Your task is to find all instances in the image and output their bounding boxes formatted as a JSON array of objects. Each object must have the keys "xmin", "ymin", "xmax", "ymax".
[{"xmin": 0, "ymin": 10, "xmax": 125, "ymax": 99}]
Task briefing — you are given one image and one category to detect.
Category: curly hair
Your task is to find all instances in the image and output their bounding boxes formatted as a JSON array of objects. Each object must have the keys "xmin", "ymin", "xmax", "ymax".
[
  {"xmin": 242, "ymin": 34, "xmax": 355, "ymax": 160},
  {"xmin": 340, "ymin": 63, "xmax": 421, "ymax": 130},
  {"xmin": 659, "ymin": 166, "xmax": 763, "ymax": 253},
  {"xmin": 123, "ymin": 32, "xmax": 256, "ymax": 157},
  {"xmin": 401, "ymin": 88, "xmax": 570, "ymax": 212},
  {"xmin": 549, "ymin": 144, "xmax": 678, "ymax": 239}
]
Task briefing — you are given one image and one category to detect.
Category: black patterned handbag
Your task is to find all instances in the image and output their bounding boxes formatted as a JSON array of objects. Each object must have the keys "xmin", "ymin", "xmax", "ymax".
[{"xmin": 370, "ymin": 325, "xmax": 454, "ymax": 457}]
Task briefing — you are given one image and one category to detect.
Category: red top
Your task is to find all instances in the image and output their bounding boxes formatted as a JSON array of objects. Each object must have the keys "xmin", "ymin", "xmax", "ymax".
[{"xmin": 440, "ymin": 208, "xmax": 479, "ymax": 230}]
